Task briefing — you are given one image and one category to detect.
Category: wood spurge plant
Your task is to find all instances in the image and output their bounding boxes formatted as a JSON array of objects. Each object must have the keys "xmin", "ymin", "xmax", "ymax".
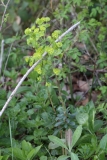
[{"xmin": 24, "ymin": 17, "xmax": 63, "ymax": 77}]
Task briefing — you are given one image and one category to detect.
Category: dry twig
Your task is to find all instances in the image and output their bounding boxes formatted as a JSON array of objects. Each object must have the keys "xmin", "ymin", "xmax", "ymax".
[
  {"xmin": 0, "ymin": 40, "xmax": 4, "ymax": 75},
  {"xmin": 0, "ymin": 0, "xmax": 10, "ymax": 31}
]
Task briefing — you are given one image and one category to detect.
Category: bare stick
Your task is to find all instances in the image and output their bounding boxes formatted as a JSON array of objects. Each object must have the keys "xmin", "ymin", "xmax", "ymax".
[
  {"xmin": 0, "ymin": 21, "xmax": 80, "ymax": 117},
  {"xmin": 0, "ymin": 40, "xmax": 4, "ymax": 75},
  {"xmin": 55, "ymin": 21, "xmax": 80, "ymax": 42},
  {"xmin": 0, "ymin": 0, "xmax": 10, "ymax": 31}
]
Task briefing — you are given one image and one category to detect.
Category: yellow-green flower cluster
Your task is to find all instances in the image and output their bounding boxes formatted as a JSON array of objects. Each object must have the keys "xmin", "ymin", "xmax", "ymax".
[
  {"xmin": 33, "ymin": 52, "xmax": 42, "ymax": 60},
  {"xmin": 25, "ymin": 56, "xmax": 30, "ymax": 63},
  {"xmin": 46, "ymin": 82, "xmax": 51, "ymax": 87},
  {"xmin": 45, "ymin": 46, "xmax": 54, "ymax": 55},
  {"xmin": 33, "ymin": 47, "xmax": 44, "ymax": 61},
  {"xmin": 25, "ymin": 28, "xmax": 32, "ymax": 35},
  {"xmin": 52, "ymin": 30, "xmax": 61, "ymax": 39},
  {"xmin": 53, "ymin": 68, "xmax": 61, "ymax": 75},
  {"xmin": 24, "ymin": 17, "xmax": 63, "ymax": 79},
  {"xmin": 55, "ymin": 42, "xmax": 62, "ymax": 48},
  {"xmin": 25, "ymin": 17, "xmax": 51, "ymax": 48},
  {"xmin": 39, "ymin": 26, "xmax": 46, "ymax": 31},
  {"xmin": 25, "ymin": 27, "xmax": 39, "ymax": 36},
  {"xmin": 29, "ymin": 57, "xmax": 34, "ymax": 66},
  {"xmin": 25, "ymin": 29, "xmax": 44, "ymax": 46},
  {"xmin": 34, "ymin": 28, "xmax": 39, "ymax": 34},
  {"xmin": 31, "ymin": 25, "xmax": 35, "ymax": 31},
  {"xmin": 47, "ymin": 36, "xmax": 55, "ymax": 44},
  {"xmin": 27, "ymin": 37, "xmax": 33, "ymax": 46},
  {"xmin": 36, "ymin": 17, "xmax": 50, "ymax": 25},
  {"xmin": 34, "ymin": 64, "xmax": 42, "ymax": 74},
  {"xmin": 37, "ymin": 76, "xmax": 42, "ymax": 81}
]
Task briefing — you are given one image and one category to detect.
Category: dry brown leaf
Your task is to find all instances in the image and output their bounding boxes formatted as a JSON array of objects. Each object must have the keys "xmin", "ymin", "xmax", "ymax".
[
  {"xmin": 74, "ymin": 42, "xmax": 85, "ymax": 50},
  {"xmin": 75, "ymin": 96, "xmax": 89, "ymax": 106},
  {"xmin": 73, "ymin": 83, "xmax": 79, "ymax": 91},
  {"xmin": 83, "ymin": 55, "xmax": 89, "ymax": 61},
  {"xmin": 91, "ymin": 90, "xmax": 100, "ymax": 103},
  {"xmin": 77, "ymin": 80, "xmax": 89, "ymax": 92},
  {"xmin": 81, "ymin": 97, "xmax": 89, "ymax": 105}
]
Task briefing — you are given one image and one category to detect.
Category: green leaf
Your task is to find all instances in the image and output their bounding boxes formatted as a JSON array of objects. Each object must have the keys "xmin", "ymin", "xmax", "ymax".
[
  {"xmin": 12, "ymin": 148, "xmax": 26, "ymax": 160},
  {"xmin": 57, "ymin": 155, "xmax": 70, "ymax": 160},
  {"xmin": 5, "ymin": 36, "xmax": 19, "ymax": 44},
  {"xmin": 76, "ymin": 113, "xmax": 88, "ymax": 125},
  {"xmin": 16, "ymin": 86, "xmax": 30, "ymax": 94},
  {"xmin": 74, "ymin": 0, "xmax": 81, "ymax": 6},
  {"xmin": 71, "ymin": 152, "xmax": 79, "ymax": 160},
  {"xmin": 99, "ymin": 134, "xmax": 107, "ymax": 150},
  {"xmin": 91, "ymin": 134, "xmax": 97, "ymax": 149},
  {"xmin": 0, "ymin": 89, "xmax": 7, "ymax": 99},
  {"xmin": 2, "ymin": 155, "xmax": 10, "ymax": 160},
  {"xmin": 21, "ymin": 140, "xmax": 32, "ymax": 153},
  {"xmin": 98, "ymin": 152, "xmax": 106, "ymax": 160},
  {"xmin": 71, "ymin": 125, "xmax": 82, "ymax": 149},
  {"xmin": 0, "ymin": 100, "xmax": 6, "ymax": 108},
  {"xmin": 40, "ymin": 156, "xmax": 47, "ymax": 160},
  {"xmin": 94, "ymin": 120, "xmax": 103, "ymax": 132},
  {"xmin": 3, "ymin": 70, "xmax": 11, "ymax": 77},
  {"xmin": 48, "ymin": 142, "xmax": 60, "ymax": 149},
  {"xmin": 48, "ymin": 135, "xmax": 68, "ymax": 150},
  {"xmin": 27, "ymin": 145, "xmax": 42, "ymax": 160},
  {"xmin": 89, "ymin": 108, "xmax": 96, "ymax": 132}
]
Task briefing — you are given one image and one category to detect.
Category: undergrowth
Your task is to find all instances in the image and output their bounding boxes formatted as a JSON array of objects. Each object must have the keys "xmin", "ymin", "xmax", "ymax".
[{"xmin": 0, "ymin": 0, "xmax": 107, "ymax": 160}]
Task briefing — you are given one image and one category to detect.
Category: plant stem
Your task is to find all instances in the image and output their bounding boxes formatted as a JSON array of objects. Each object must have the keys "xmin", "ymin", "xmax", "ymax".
[
  {"xmin": 0, "ymin": 40, "xmax": 4, "ymax": 76},
  {"xmin": 9, "ymin": 117, "xmax": 13, "ymax": 160},
  {"xmin": 47, "ymin": 87, "xmax": 56, "ymax": 113},
  {"xmin": 67, "ymin": 58, "xmax": 75, "ymax": 104},
  {"xmin": 56, "ymin": 77, "xmax": 66, "ymax": 110}
]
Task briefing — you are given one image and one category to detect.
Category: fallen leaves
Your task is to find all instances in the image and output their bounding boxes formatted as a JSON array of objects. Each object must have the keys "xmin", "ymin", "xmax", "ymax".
[
  {"xmin": 77, "ymin": 80, "xmax": 90, "ymax": 92},
  {"xmin": 62, "ymin": 74, "xmax": 100, "ymax": 106}
]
